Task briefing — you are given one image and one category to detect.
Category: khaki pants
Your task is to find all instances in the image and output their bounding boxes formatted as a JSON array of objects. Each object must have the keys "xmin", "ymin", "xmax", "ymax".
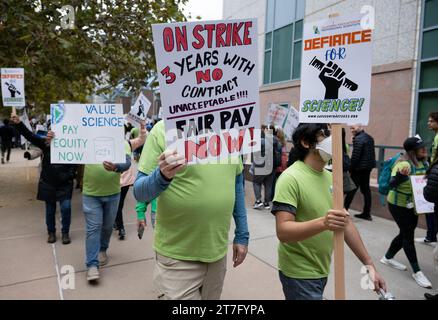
[{"xmin": 153, "ymin": 252, "xmax": 227, "ymax": 300}]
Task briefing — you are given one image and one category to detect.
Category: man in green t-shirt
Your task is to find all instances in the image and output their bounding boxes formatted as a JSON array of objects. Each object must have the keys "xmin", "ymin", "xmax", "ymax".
[
  {"xmin": 133, "ymin": 120, "xmax": 249, "ymax": 300},
  {"xmin": 272, "ymin": 123, "xmax": 386, "ymax": 300},
  {"xmin": 83, "ymin": 144, "xmax": 131, "ymax": 282}
]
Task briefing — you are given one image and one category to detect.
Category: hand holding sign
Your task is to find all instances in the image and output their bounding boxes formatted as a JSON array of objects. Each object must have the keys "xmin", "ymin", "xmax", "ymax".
[
  {"xmin": 10, "ymin": 114, "xmax": 20, "ymax": 124},
  {"xmin": 103, "ymin": 161, "xmax": 117, "ymax": 172},
  {"xmin": 139, "ymin": 121, "xmax": 148, "ymax": 138},
  {"xmin": 46, "ymin": 131, "xmax": 55, "ymax": 144},
  {"xmin": 398, "ymin": 166, "xmax": 411, "ymax": 176},
  {"xmin": 159, "ymin": 149, "xmax": 186, "ymax": 180},
  {"xmin": 323, "ymin": 209, "xmax": 350, "ymax": 231}
]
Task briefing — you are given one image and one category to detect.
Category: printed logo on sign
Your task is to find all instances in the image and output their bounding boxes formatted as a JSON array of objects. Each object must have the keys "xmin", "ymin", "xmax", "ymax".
[
  {"xmin": 313, "ymin": 26, "xmax": 320, "ymax": 35},
  {"xmin": 51, "ymin": 104, "xmax": 65, "ymax": 125}
]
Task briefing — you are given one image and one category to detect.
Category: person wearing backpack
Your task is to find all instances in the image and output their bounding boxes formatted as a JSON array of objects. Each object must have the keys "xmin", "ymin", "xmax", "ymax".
[
  {"xmin": 423, "ymin": 156, "xmax": 438, "ymax": 300},
  {"xmin": 379, "ymin": 137, "xmax": 433, "ymax": 289}
]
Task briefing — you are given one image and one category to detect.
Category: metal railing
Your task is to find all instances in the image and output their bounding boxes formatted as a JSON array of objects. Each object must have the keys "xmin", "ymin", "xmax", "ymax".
[{"xmin": 348, "ymin": 144, "xmax": 404, "ymax": 178}]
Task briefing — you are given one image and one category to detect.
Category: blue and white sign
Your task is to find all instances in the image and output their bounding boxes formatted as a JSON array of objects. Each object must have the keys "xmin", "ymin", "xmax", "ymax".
[{"xmin": 50, "ymin": 103, "xmax": 126, "ymax": 164}]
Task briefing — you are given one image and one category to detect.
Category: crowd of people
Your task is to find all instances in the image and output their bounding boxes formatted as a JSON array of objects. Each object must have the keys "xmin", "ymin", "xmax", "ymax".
[
  {"xmin": 0, "ymin": 110, "xmax": 437, "ymax": 300},
  {"xmin": 248, "ymin": 113, "xmax": 438, "ymax": 299}
]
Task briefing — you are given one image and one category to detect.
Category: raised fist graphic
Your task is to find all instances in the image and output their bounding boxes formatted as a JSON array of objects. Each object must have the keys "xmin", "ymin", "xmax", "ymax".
[{"xmin": 309, "ymin": 57, "xmax": 358, "ymax": 100}]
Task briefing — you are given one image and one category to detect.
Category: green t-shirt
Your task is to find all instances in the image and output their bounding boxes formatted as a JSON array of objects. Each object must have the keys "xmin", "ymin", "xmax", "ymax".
[
  {"xmin": 131, "ymin": 127, "xmax": 139, "ymax": 139},
  {"xmin": 273, "ymin": 160, "xmax": 333, "ymax": 279},
  {"xmin": 432, "ymin": 134, "xmax": 438, "ymax": 163},
  {"xmin": 387, "ymin": 160, "xmax": 427, "ymax": 208},
  {"xmin": 83, "ymin": 141, "xmax": 131, "ymax": 197},
  {"xmin": 138, "ymin": 120, "xmax": 243, "ymax": 262}
]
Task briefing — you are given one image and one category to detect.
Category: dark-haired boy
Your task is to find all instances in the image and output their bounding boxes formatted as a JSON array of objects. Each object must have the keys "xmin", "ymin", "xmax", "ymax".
[{"xmin": 272, "ymin": 123, "xmax": 386, "ymax": 300}]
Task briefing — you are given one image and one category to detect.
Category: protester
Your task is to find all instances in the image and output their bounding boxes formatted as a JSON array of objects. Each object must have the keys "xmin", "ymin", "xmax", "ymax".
[
  {"xmin": 251, "ymin": 125, "xmax": 274, "ymax": 210},
  {"xmin": 271, "ymin": 127, "xmax": 288, "ymax": 202},
  {"xmin": 10, "ymin": 114, "xmax": 77, "ymax": 244},
  {"xmin": 136, "ymin": 199, "xmax": 157, "ymax": 229},
  {"xmin": 272, "ymin": 123, "xmax": 386, "ymax": 300},
  {"xmin": 423, "ymin": 154, "xmax": 438, "ymax": 300},
  {"xmin": 379, "ymin": 137, "xmax": 433, "ymax": 288},
  {"xmin": 342, "ymin": 128, "xmax": 357, "ymax": 195},
  {"xmin": 130, "ymin": 126, "xmax": 143, "ymax": 161},
  {"xmin": 83, "ymin": 142, "xmax": 132, "ymax": 282},
  {"xmin": 416, "ymin": 112, "xmax": 438, "ymax": 246},
  {"xmin": 114, "ymin": 123, "xmax": 148, "ymax": 240},
  {"xmin": 0, "ymin": 119, "xmax": 14, "ymax": 164},
  {"xmin": 133, "ymin": 120, "xmax": 249, "ymax": 300},
  {"xmin": 344, "ymin": 124, "xmax": 376, "ymax": 221},
  {"xmin": 134, "ymin": 122, "xmax": 157, "ymax": 230}
]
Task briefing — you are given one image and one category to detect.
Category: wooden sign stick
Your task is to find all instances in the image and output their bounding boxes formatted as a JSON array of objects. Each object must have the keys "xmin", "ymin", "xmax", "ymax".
[{"xmin": 332, "ymin": 123, "xmax": 345, "ymax": 300}]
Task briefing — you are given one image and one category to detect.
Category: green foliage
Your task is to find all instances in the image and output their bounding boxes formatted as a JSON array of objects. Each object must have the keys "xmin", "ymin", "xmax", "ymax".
[{"xmin": 0, "ymin": 0, "xmax": 188, "ymax": 117}]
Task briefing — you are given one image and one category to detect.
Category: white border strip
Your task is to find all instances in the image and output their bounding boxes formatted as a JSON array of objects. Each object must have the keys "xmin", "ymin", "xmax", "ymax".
[{"xmin": 51, "ymin": 243, "xmax": 64, "ymax": 300}]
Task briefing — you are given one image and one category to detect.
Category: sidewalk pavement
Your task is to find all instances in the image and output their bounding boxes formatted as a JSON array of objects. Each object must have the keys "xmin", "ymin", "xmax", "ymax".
[{"xmin": 0, "ymin": 149, "xmax": 437, "ymax": 300}]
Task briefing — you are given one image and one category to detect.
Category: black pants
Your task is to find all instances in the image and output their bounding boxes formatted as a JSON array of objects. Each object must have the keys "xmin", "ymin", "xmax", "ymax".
[
  {"xmin": 344, "ymin": 169, "xmax": 372, "ymax": 215},
  {"xmin": 1, "ymin": 141, "xmax": 12, "ymax": 162},
  {"xmin": 271, "ymin": 171, "xmax": 281, "ymax": 202},
  {"xmin": 385, "ymin": 203, "xmax": 420, "ymax": 273},
  {"xmin": 253, "ymin": 172, "xmax": 274, "ymax": 203},
  {"xmin": 115, "ymin": 185, "xmax": 130, "ymax": 229}
]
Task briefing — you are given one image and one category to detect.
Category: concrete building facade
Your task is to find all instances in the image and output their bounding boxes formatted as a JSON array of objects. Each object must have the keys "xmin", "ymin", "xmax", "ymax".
[{"xmin": 223, "ymin": 0, "xmax": 438, "ymax": 150}]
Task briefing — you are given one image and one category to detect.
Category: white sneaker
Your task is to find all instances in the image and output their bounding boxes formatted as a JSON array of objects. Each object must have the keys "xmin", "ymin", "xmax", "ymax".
[
  {"xmin": 412, "ymin": 271, "xmax": 432, "ymax": 289},
  {"xmin": 415, "ymin": 237, "xmax": 437, "ymax": 247},
  {"xmin": 99, "ymin": 251, "xmax": 108, "ymax": 266},
  {"xmin": 380, "ymin": 256, "xmax": 407, "ymax": 271},
  {"xmin": 86, "ymin": 266, "xmax": 100, "ymax": 282},
  {"xmin": 253, "ymin": 201, "xmax": 263, "ymax": 209}
]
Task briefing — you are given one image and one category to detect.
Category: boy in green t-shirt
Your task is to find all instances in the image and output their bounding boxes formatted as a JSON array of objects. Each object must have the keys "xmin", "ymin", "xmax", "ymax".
[{"xmin": 272, "ymin": 123, "xmax": 386, "ymax": 300}]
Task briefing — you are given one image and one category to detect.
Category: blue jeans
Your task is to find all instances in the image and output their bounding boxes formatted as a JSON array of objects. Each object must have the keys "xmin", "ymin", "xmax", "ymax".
[
  {"xmin": 279, "ymin": 271, "xmax": 327, "ymax": 300},
  {"xmin": 83, "ymin": 193, "xmax": 120, "ymax": 268},
  {"xmin": 45, "ymin": 199, "xmax": 71, "ymax": 234}
]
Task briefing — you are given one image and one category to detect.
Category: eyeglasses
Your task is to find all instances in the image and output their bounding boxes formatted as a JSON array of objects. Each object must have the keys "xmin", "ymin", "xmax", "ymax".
[{"xmin": 319, "ymin": 128, "xmax": 331, "ymax": 138}]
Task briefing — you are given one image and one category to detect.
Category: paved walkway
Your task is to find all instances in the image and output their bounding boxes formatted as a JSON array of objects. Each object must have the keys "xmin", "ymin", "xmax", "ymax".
[{"xmin": 0, "ymin": 149, "xmax": 437, "ymax": 300}]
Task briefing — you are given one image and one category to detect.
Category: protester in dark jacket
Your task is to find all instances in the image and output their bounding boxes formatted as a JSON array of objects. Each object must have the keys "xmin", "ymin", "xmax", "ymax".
[
  {"xmin": 424, "ymin": 161, "xmax": 438, "ymax": 204},
  {"xmin": 344, "ymin": 125, "xmax": 376, "ymax": 221},
  {"xmin": 0, "ymin": 119, "xmax": 14, "ymax": 164},
  {"xmin": 11, "ymin": 114, "xmax": 77, "ymax": 244},
  {"xmin": 423, "ymin": 159, "xmax": 438, "ymax": 301}
]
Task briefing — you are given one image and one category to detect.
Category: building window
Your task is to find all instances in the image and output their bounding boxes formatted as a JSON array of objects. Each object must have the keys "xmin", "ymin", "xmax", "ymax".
[
  {"xmin": 416, "ymin": 0, "xmax": 438, "ymax": 145},
  {"xmin": 263, "ymin": 0, "xmax": 304, "ymax": 85}
]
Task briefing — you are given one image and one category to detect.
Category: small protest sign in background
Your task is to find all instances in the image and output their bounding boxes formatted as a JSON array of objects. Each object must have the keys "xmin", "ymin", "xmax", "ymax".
[
  {"xmin": 50, "ymin": 103, "xmax": 126, "ymax": 164},
  {"xmin": 1, "ymin": 68, "xmax": 25, "ymax": 108},
  {"xmin": 265, "ymin": 103, "xmax": 299, "ymax": 140},
  {"xmin": 152, "ymin": 18, "xmax": 260, "ymax": 163},
  {"xmin": 126, "ymin": 92, "xmax": 151, "ymax": 127},
  {"xmin": 411, "ymin": 175, "xmax": 435, "ymax": 214}
]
